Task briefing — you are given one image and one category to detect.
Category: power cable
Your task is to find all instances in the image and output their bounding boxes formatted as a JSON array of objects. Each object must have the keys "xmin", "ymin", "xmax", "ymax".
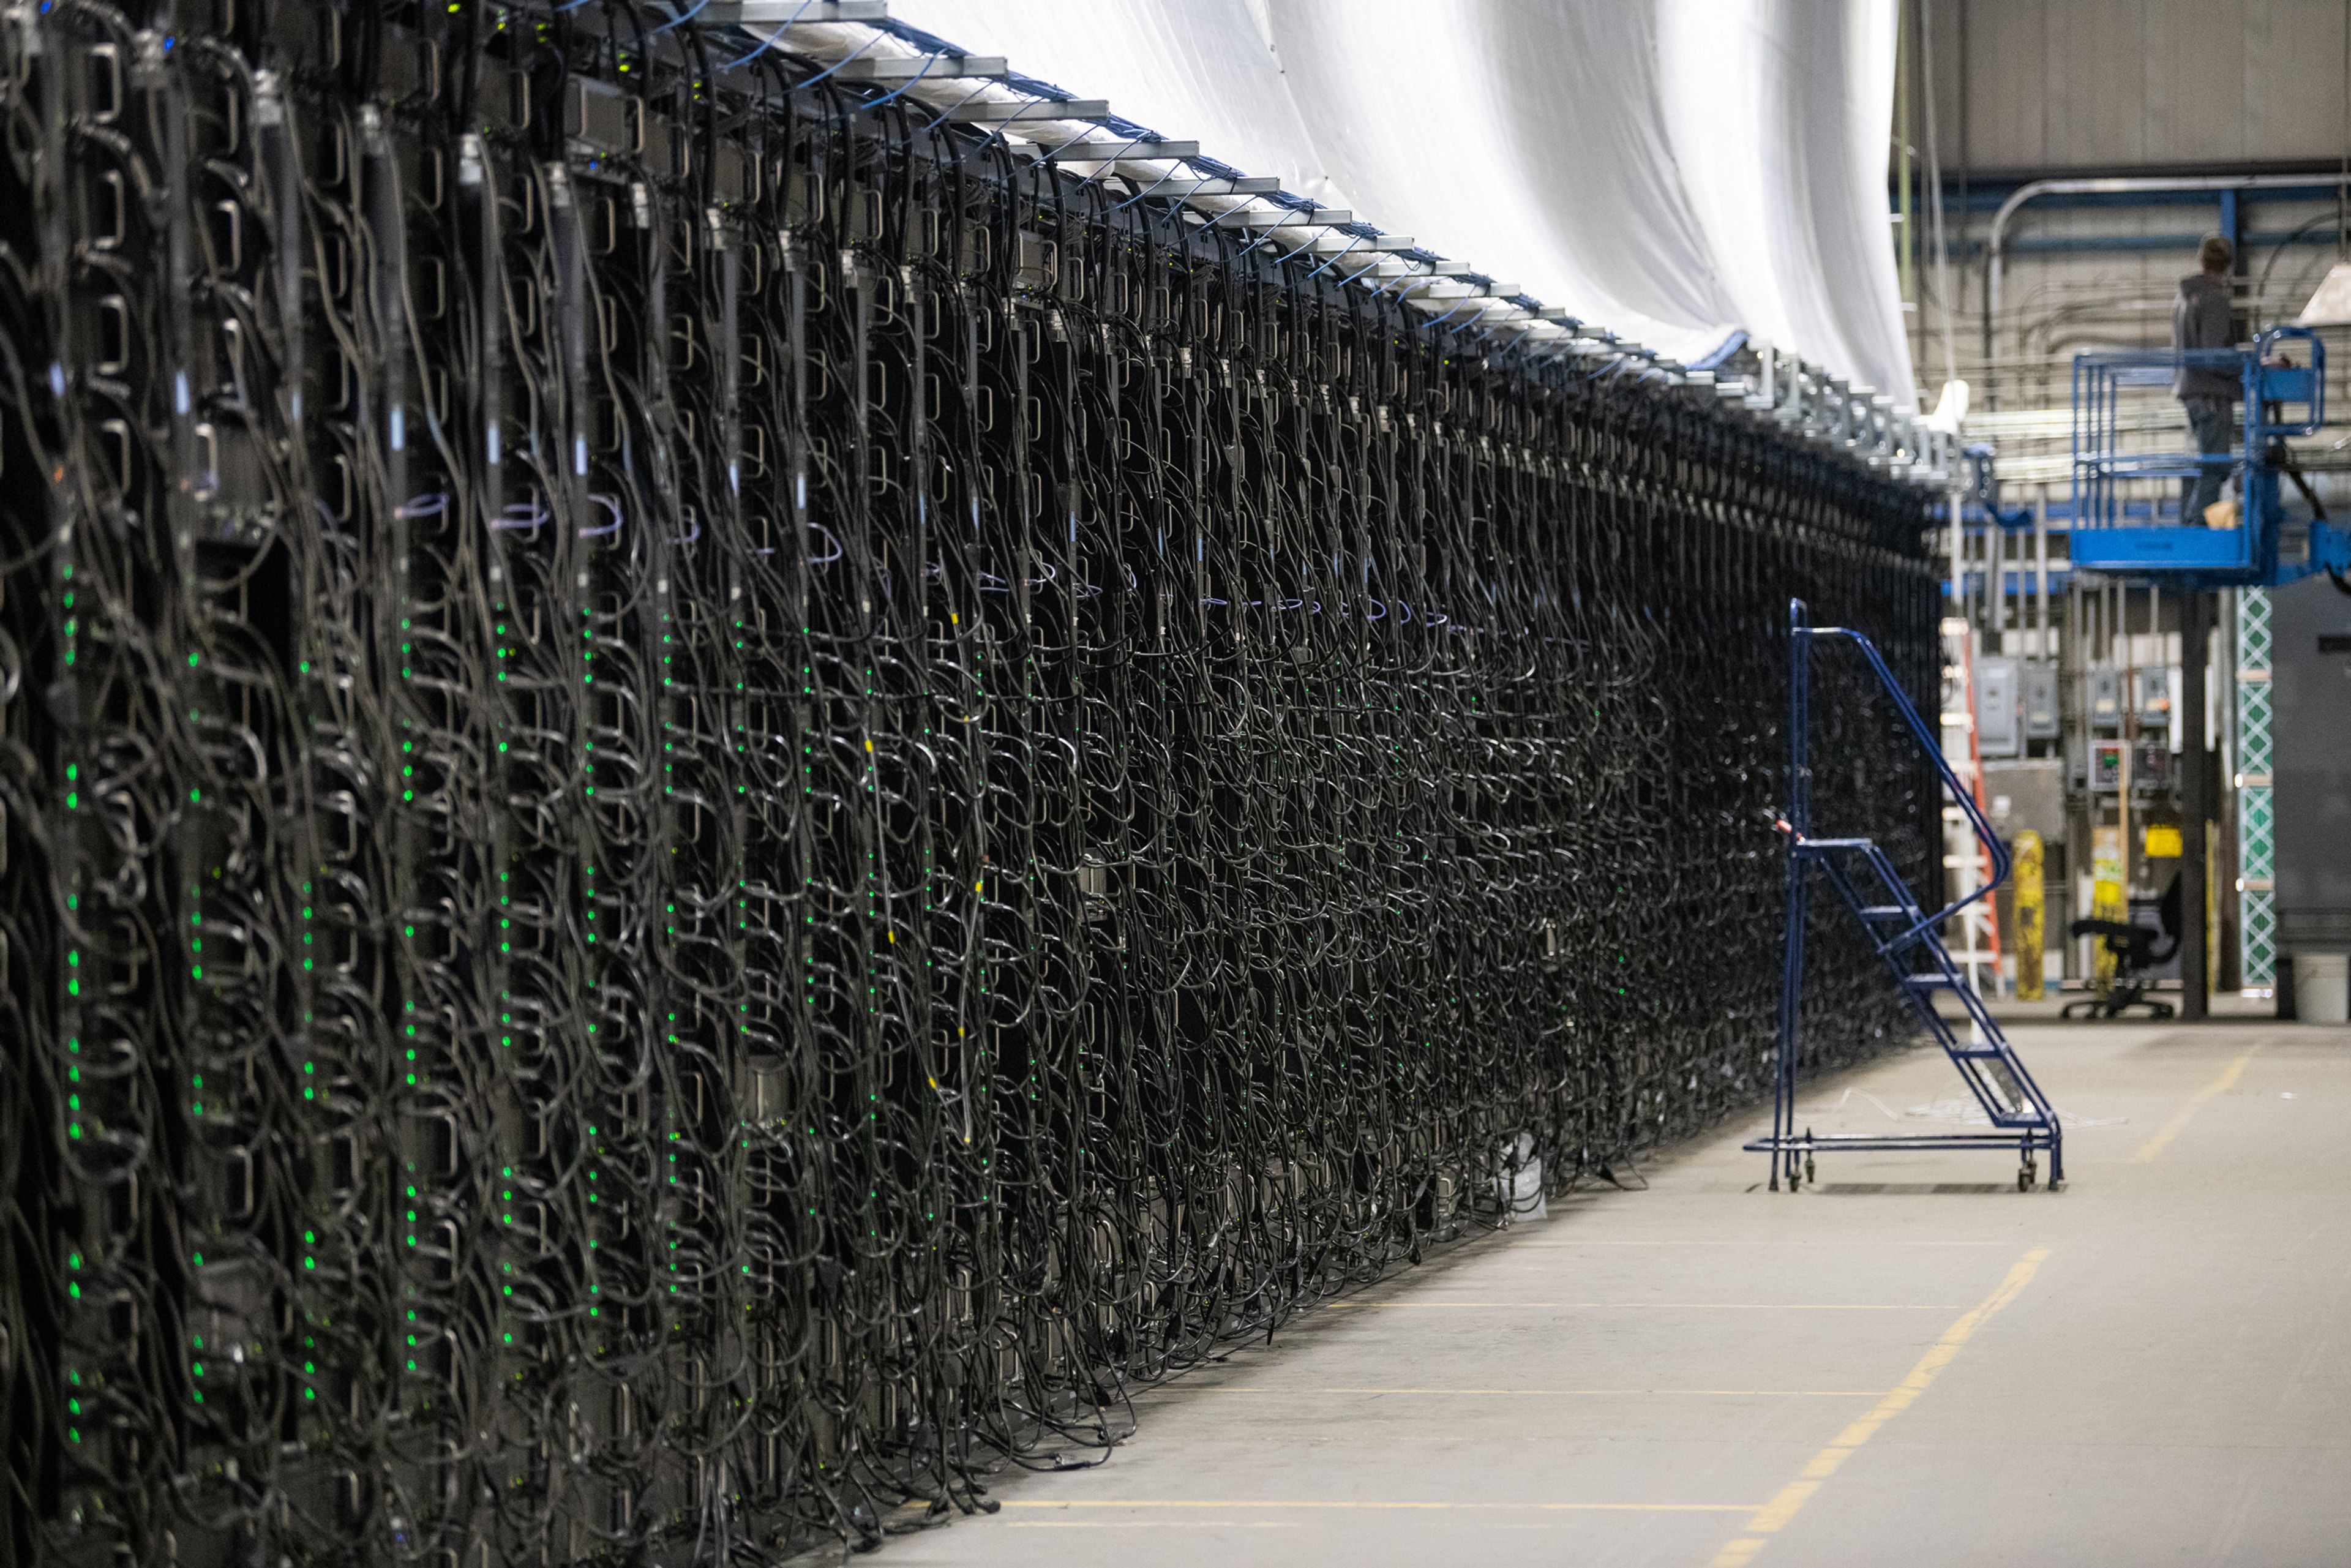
[{"xmin": 0, "ymin": 5, "xmax": 1938, "ymax": 1562}]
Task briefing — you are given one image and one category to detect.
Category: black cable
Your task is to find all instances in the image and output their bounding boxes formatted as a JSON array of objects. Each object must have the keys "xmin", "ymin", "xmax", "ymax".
[{"xmin": 0, "ymin": 5, "xmax": 1937, "ymax": 1564}]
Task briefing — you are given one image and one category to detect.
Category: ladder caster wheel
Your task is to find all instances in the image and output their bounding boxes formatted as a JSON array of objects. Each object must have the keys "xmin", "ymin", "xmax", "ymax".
[
  {"xmin": 1804, "ymin": 1156, "xmax": 1815, "ymax": 1185},
  {"xmin": 2018, "ymin": 1165, "xmax": 2034, "ymax": 1193}
]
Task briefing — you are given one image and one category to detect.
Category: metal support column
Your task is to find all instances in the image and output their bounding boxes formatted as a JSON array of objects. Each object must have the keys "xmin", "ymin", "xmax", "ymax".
[
  {"xmin": 2180, "ymin": 591, "xmax": 2210, "ymax": 1019},
  {"xmin": 2034, "ymin": 489, "xmax": 2050, "ymax": 653},
  {"xmin": 1949, "ymin": 486, "xmax": 1966, "ymax": 627}
]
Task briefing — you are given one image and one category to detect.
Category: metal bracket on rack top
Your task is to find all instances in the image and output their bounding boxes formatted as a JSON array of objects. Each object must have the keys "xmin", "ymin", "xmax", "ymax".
[
  {"xmin": 831, "ymin": 54, "xmax": 1007, "ymax": 81},
  {"xmin": 1037, "ymin": 140, "xmax": 1201, "ymax": 162},
  {"xmin": 1401, "ymin": 279, "xmax": 1521, "ymax": 300},
  {"xmin": 1209, "ymin": 208, "xmax": 1355, "ymax": 229},
  {"xmin": 702, "ymin": 1, "xmax": 890, "ymax": 21},
  {"xmin": 946, "ymin": 99, "xmax": 1110, "ymax": 124},
  {"xmin": 1307, "ymin": 232, "xmax": 1420, "ymax": 253}
]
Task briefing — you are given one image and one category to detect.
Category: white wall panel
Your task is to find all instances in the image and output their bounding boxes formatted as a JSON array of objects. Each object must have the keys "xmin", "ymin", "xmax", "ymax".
[{"xmin": 1939, "ymin": 0, "xmax": 2346, "ymax": 171}]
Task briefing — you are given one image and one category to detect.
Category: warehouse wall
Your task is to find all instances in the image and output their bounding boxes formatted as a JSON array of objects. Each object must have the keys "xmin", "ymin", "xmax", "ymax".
[
  {"xmin": 2271, "ymin": 577, "xmax": 2351, "ymax": 956},
  {"xmin": 1900, "ymin": 1, "xmax": 2351, "ymax": 422},
  {"xmin": 1924, "ymin": 0, "xmax": 2351, "ymax": 176}
]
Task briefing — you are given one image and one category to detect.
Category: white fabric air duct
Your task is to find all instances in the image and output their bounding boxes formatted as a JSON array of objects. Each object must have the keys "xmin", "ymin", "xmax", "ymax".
[{"xmin": 890, "ymin": 0, "xmax": 1916, "ymax": 406}]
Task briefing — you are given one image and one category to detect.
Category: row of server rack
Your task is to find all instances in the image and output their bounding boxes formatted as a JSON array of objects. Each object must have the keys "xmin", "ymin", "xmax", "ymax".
[{"xmin": 0, "ymin": 4, "xmax": 1939, "ymax": 1564}]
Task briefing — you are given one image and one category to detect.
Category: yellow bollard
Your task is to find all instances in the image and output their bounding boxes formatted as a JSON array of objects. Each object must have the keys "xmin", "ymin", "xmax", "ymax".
[
  {"xmin": 2014, "ymin": 831, "xmax": 2044, "ymax": 1000},
  {"xmin": 2207, "ymin": 820, "xmax": 2219, "ymax": 1002},
  {"xmin": 2090, "ymin": 824, "xmax": 2126, "ymax": 999}
]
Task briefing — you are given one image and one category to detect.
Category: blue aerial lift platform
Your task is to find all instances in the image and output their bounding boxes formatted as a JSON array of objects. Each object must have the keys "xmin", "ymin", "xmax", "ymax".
[{"xmin": 2071, "ymin": 325, "xmax": 2348, "ymax": 590}]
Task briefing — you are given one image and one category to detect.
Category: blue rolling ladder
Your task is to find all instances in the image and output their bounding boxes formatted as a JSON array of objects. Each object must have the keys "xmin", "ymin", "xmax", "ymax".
[{"xmin": 1745, "ymin": 601, "xmax": 2064, "ymax": 1193}]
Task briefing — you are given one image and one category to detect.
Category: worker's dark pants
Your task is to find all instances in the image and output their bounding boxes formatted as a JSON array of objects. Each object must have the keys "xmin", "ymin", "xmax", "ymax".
[{"xmin": 2181, "ymin": 395, "xmax": 2235, "ymax": 521}]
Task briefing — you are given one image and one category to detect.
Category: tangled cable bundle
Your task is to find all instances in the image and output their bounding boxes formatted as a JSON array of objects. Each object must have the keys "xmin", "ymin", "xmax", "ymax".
[{"xmin": 0, "ymin": 5, "xmax": 1938, "ymax": 1564}]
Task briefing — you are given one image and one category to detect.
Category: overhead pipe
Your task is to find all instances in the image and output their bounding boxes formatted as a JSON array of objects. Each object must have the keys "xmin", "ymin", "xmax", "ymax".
[{"xmin": 1983, "ymin": 173, "xmax": 2338, "ymax": 404}]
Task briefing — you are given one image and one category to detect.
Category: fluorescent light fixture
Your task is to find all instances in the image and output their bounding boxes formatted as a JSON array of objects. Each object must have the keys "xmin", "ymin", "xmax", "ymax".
[{"xmin": 2297, "ymin": 261, "xmax": 2351, "ymax": 326}]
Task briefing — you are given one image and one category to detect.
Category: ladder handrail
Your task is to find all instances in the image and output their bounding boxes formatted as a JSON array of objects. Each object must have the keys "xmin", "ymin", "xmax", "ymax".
[{"xmin": 1787, "ymin": 599, "xmax": 2010, "ymax": 934}]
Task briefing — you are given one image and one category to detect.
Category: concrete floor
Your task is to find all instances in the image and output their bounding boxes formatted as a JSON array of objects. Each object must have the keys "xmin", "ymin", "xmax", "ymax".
[{"xmin": 871, "ymin": 1013, "xmax": 2351, "ymax": 1567}]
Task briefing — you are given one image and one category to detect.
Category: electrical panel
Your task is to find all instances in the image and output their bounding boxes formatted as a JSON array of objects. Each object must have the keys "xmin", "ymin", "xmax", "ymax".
[
  {"xmin": 2088, "ymin": 666, "xmax": 2124, "ymax": 729},
  {"xmin": 2136, "ymin": 666, "xmax": 2173, "ymax": 729},
  {"xmin": 2023, "ymin": 661, "xmax": 2061, "ymax": 740},
  {"xmin": 1977, "ymin": 656, "xmax": 2022, "ymax": 757}
]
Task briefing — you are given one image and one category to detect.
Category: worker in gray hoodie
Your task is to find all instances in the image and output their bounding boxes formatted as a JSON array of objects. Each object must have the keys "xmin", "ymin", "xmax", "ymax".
[{"xmin": 2173, "ymin": 234, "xmax": 2238, "ymax": 523}]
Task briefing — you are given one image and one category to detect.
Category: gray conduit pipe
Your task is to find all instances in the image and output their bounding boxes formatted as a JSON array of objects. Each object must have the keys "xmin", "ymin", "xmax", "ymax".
[{"xmin": 1985, "ymin": 173, "xmax": 2338, "ymax": 400}]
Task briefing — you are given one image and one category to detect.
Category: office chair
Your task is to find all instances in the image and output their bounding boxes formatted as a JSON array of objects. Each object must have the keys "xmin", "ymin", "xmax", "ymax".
[{"xmin": 2062, "ymin": 873, "xmax": 2180, "ymax": 1020}]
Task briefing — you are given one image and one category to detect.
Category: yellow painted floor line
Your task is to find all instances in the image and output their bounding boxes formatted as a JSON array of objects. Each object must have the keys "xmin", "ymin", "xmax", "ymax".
[
  {"xmin": 1328, "ymin": 1300, "xmax": 1965, "ymax": 1310},
  {"xmin": 2134, "ymin": 1041, "xmax": 2265, "ymax": 1161},
  {"xmin": 1509, "ymin": 1240, "xmax": 2005, "ymax": 1248},
  {"xmin": 1009, "ymin": 1521, "xmax": 1310, "ymax": 1529},
  {"xmin": 1704, "ymin": 1245, "xmax": 2052, "ymax": 1568},
  {"xmin": 1144, "ymin": 1387, "xmax": 1890, "ymax": 1397},
  {"xmin": 1003, "ymin": 1500, "xmax": 1758, "ymax": 1513}
]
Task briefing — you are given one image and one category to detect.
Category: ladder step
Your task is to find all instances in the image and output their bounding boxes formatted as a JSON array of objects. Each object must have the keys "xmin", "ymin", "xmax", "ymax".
[
  {"xmin": 1904, "ymin": 973, "xmax": 1959, "ymax": 988},
  {"xmin": 1952, "ymin": 1047, "xmax": 2013, "ymax": 1059},
  {"xmin": 1859, "ymin": 905, "xmax": 1918, "ymax": 918}
]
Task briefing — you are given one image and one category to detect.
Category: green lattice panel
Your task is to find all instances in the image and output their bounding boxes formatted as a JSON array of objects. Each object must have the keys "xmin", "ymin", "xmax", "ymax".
[
  {"xmin": 2239, "ymin": 785, "xmax": 2274, "ymax": 880},
  {"xmin": 2239, "ymin": 680, "xmax": 2273, "ymax": 778},
  {"xmin": 2242, "ymin": 892, "xmax": 2278, "ymax": 989},
  {"xmin": 2237, "ymin": 587, "xmax": 2272, "ymax": 673},
  {"xmin": 2237, "ymin": 589, "xmax": 2274, "ymax": 988}
]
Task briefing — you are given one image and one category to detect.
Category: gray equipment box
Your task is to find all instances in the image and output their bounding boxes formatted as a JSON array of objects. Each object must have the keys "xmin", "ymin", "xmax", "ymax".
[
  {"xmin": 2135, "ymin": 665, "xmax": 2171, "ymax": 729},
  {"xmin": 2023, "ymin": 661, "xmax": 2060, "ymax": 740},
  {"xmin": 2087, "ymin": 666, "xmax": 2122, "ymax": 729},
  {"xmin": 1976, "ymin": 656, "xmax": 2020, "ymax": 758}
]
